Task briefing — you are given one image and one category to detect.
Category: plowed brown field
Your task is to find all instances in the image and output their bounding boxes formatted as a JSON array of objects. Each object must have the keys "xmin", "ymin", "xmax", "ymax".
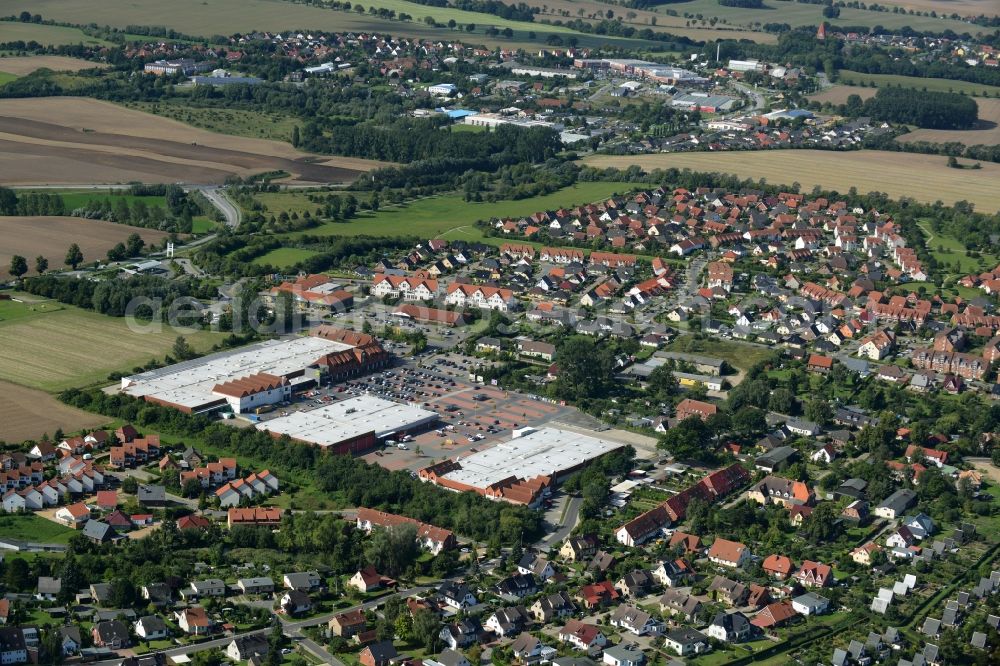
[{"xmin": 0, "ymin": 97, "xmax": 387, "ymax": 185}]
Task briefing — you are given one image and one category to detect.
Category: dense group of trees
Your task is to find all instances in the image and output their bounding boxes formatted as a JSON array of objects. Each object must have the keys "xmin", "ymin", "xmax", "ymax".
[
  {"xmin": 195, "ymin": 233, "xmax": 413, "ymax": 278},
  {"xmin": 0, "ymin": 184, "xmax": 205, "ymax": 233},
  {"xmin": 860, "ymin": 86, "xmax": 979, "ymax": 129},
  {"xmin": 300, "ymin": 119, "xmax": 561, "ymax": 164},
  {"xmin": 60, "ymin": 389, "xmax": 544, "ymax": 547},
  {"xmin": 22, "ymin": 273, "xmax": 217, "ymax": 320}
]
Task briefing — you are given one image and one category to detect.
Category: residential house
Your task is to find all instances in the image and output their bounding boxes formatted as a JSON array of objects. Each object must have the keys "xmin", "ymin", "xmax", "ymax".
[
  {"xmin": 875, "ymin": 489, "xmax": 917, "ymax": 520},
  {"xmin": 659, "ymin": 589, "xmax": 703, "ymax": 622},
  {"xmin": 610, "ymin": 605, "xmax": 663, "ymax": 636},
  {"xmin": 708, "ymin": 538, "xmax": 750, "ymax": 568},
  {"xmin": 708, "ymin": 576, "xmax": 748, "ymax": 607},
  {"xmin": 531, "ymin": 591, "xmax": 575, "ymax": 622},
  {"xmin": 175, "ymin": 607, "xmax": 213, "ymax": 635},
  {"xmin": 560, "ymin": 535, "xmax": 599, "ymax": 562},
  {"xmin": 707, "ymin": 612, "xmax": 752, "ymax": 643},
  {"xmin": 791, "ymin": 592, "xmax": 830, "ymax": 616},
  {"xmin": 650, "ymin": 559, "xmax": 692, "ymax": 588},
  {"xmin": 329, "ymin": 610, "xmax": 367, "ymax": 638},
  {"xmin": 360, "ymin": 641, "xmax": 398, "ymax": 666},
  {"xmin": 92, "ymin": 621, "xmax": 131, "ymax": 649},
  {"xmin": 793, "ymin": 561, "xmax": 833, "ymax": 588},
  {"xmin": 602, "ymin": 644, "xmax": 646, "ymax": 666},
  {"xmin": 135, "ymin": 616, "xmax": 168, "ymax": 640},
  {"xmin": 558, "ymin": 619, "xmax": 607, "ymax": 653},
  {"xmin": 663, "ymin": 628, "xmax": 710, "ymax": 656},
  {"xmin": 227, "ymin": 635, "xmax": 270, "ymax": 662},
  {"xmin": 484, "ymin": 606, "xmax": 530, "ymax": 638},
  {"xmin": 280, "ymin": 590, "xmax": 312, "ymax": 616},
  {"xmin": 615, "ymin": 570, "xmax": 653, "ymax": 597},
  {"xmin": 439, "ymin": 581, "xmax": 477, "ymax": 609},
  {"xmin": 283, "ymin": 571, "xmax": 322, "ymax": 592}
]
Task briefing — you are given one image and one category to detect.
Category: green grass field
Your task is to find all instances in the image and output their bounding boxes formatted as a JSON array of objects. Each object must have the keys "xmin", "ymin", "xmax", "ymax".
[
  {"xmin": 0, "ymin": 295, "xmax": 227, "ymax": 391},
  {"xmin": 121, "ymin": 102, "xmax": 301, "ymax": 142},
  {"xmin": 251, "ymin": 247, "xmax": 320, "ymax": 268},
  {"xmin": 0, "ymin": 70, "xmax": 16, "ymax": 86},
  {"xmin": 276, "ymin": 181, "xmax": 644, "ymax": 240},
  {"xmin": 837, "ymin": 70, "xmax": 1000, "ymax": 97},
  {"xmin": 0, "ymin": 513, "xmax": 76, "ymax": 544},
  {"xmin": 0, "ymin": 21, "xmax": 111, "ymax": 47},
  {"xmin": 449, "ymin": 124, "xmax": 487, "ymax": 133},
  {"xmin": 917, "ymin": 220, "xmax": 1000, "ymax": 275},
  {"xmin": 664, "ymin": 334, "xmax": 776, "ymax": 371}
]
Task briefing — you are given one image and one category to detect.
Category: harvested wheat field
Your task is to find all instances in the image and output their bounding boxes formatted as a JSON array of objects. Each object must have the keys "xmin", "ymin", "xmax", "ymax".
[
  {"xmin": 898, "ymin": 98, "xmax": 1000, "ymax": 147},
  {"xmin": 0, "ymin": 380, "xmax": 106, "ymax": 443},
  {"xmin": 0, "ymin": 97, "xmax": 387, "ymax": 185},
  {"xmin": 584, "ymin": 150, "xmax": 1000, "ymax": 213},
  {"xmin": 0, "ymin": 55, "xmax": 105, "ymax": 75},
  {"xmin": 0, "ymin": 216, "xmax": 168, "ymax": 277},
  {"xmin": 808, "ymin": 85, "xmax": 877, "ymax": 105}
]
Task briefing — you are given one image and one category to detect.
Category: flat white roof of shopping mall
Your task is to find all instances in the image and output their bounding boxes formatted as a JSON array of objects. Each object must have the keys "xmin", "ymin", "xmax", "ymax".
[
  {"xmin": 256, "ymin": 395, "xmax": 439, "ymax": 445},
  {"xmin": 441, "ymin": 427, "xmax": 624, "ymax": 488},
  {"xmin": 120, "ymin": 336, "xmax": 350, "ymax": 410}
]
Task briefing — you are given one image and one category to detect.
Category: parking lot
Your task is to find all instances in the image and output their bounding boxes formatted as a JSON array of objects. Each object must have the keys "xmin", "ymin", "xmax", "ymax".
[{"xmin": 254, "ymin": 347, "xmax": 599, "ymax": 474}]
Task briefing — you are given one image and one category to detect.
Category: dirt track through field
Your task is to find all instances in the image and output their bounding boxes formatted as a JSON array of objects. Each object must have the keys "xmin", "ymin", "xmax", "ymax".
[
  {"xmin": 0, "ymin": 97, "xmax": 386, "ymax": 185},
  {"xmin": 0, "ymin": 380, "xmax": 106, "ymax": 442}
]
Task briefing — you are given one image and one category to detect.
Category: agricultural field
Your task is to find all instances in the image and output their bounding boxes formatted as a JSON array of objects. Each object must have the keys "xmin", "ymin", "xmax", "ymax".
[
  {"xmin": 837, "ymin": 70, "xmax": 1000, "ymax": 97},
  {"xmin": 274, "ymin": 181, "xmax": 644, "ymax": 240},
  {"xmin": 0, "ymin": 21, "xmax": 111, "ymax": 47},
  {"xmin": 876, "ymin": 0, "xmax": 1000, "ymax": 15},
  {"xmin": 584, "ymin": 150, "xmax": 1000, "ymax": 213},
  {"xmin": 0, "ymin": 55, "xmax": 104, "ymax": 75},
  {"xmin": 0, "ymin": 0, "xmax": 641, "ymax": 50},
  {"xmin": 643, "ymin": 0, "xmax": 980, "ymax": 34},
  {"xmin": 898, "ymin": 97, "xmax": 1000, "ymax": 147},
  {"xmin": 531, "ymin": 0, "xmax": 775, "ymax": 43},
  {"xmin": 0, "ymin": 379, "xmax": 107, "ymax": 443},
  {"xmin": 0, "ymin": 97, "xmax": 387, "ymax": 185},
  {"xmin": 0, "ymin": 294, "xmax": 227, "ymax": 392},
  {"xmin": 122, "ymin": 102, "xmax": 300, "ymax": 142},
  {"xmin": 807, "ymin": 84, "xmax": 876, "ymax": 105},
  {"xmin": 0, "ymin": 216, "xmax": 169, "ymax": 278},
  {"xmin": 0, "ymin": 70, "xmax": 14, "ymax": 86}
]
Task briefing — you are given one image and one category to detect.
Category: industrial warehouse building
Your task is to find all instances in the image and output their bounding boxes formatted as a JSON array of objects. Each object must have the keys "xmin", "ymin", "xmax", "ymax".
[
  {"xmin": 120, "ymin": 327, "xmax": 388, "ymax": 414},
  {"xmin": 255, "ymin": 395, "xmax": 439, "ymax": 455},
  {"xmin": 419, "ymin": 427, "xmax": 624, "ymax": 506}
]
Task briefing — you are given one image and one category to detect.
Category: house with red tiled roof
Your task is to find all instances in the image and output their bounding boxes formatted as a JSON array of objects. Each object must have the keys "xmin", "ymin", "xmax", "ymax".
[
  {"xmin": 793, "ymin": 561, "xmax": 832, "ymax": 588},
  {"xmin": 675, "ymin": 398, "xmax": 717, "ymax": 422},
  {"xmin": 708, "ymin": 538, "xmax": 750, "ymax": 568},
  {"xmin": 558, "ymin": 619, "xmax": 607, "ymax": 652},
  {"xmin": 750, "ymin": 601, "xmax": 797, "ymax": 629},
  {"xmin": 177, "ymin": 514, "xmax": 211, "ymax": 530},
  {"xmin": 762, "ymin": 554, "xmax": 793, "ymax": 580},
  {"xmin": 55, "ymin": 502, "xmax": 91, "ymax": 528}
]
